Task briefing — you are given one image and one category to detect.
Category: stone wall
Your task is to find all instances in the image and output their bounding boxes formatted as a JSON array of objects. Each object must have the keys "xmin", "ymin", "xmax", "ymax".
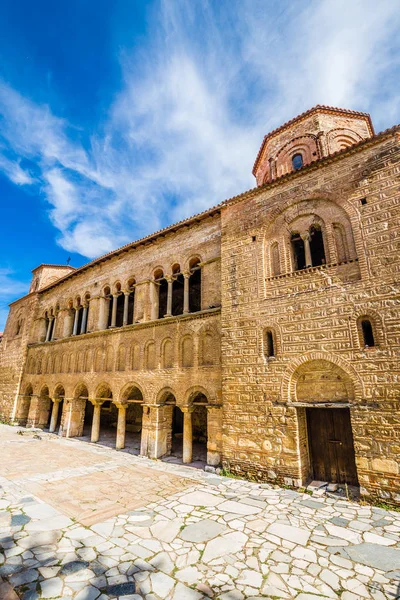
[{"xmin": 221, "ymin": 129, "xmax": 400, "ymax": 502}]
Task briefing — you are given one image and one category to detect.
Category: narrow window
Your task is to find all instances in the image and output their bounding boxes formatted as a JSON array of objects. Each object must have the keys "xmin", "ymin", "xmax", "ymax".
[
  {"xmin": 115, "ymin": 294, "xmax": 124, "ymax": 327},
  {"xmin": 292, "ymin": 153, "xmax": 303, "ymax": 170},
  {"xmin": 189, "ymin": 259, "xmax": 201, "ymax": 312},
  {"xmin": 158, "ymin": 278, "xmax": 168, "ymax": 318},
  {"xmin": 265, "ymin": 330, "xmax": 275, "ymax": 357},
  {"xmin": 309, "ymin": 225, "xmax": 326, "ymax": 267},
  {"xmin": 171, "ymin": 265, "xmax": 184, "ymax": 316},
  {"xmin": 361, "ymin": 319, "xmax": 375, "ymax": 347},
  {"xmin": 291, "ymin": 233, "xmax": 306, "ymax": 271}
]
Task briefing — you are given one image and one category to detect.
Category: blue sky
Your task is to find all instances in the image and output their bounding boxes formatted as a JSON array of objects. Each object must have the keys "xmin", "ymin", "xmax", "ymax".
[{"xmin": 0, "ymin": 0, "xmax": 399, "ymax": 328}]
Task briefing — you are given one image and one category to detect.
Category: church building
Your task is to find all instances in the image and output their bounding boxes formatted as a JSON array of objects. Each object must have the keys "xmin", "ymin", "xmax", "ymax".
[{"xmin": 1, "ymin": 105, "xmax": 399, "ymax": 503}]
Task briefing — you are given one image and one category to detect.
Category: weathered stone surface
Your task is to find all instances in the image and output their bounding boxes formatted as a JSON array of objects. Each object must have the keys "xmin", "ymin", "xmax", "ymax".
[
  {"xmin": 342, "ymin": 543, "xmax": 400, "ymax": 571},
  {"xmin": 180, "ymin": 518, "xmax": 226, "ymax": 542}
]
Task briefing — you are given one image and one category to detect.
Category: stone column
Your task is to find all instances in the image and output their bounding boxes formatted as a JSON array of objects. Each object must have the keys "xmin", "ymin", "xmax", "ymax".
[
  {"xmin": 72, "ymin": 309, "xmax": 80, "ymax": 336},
  {"xmin": 150, "ymin": 281, "xmax": 159, "ymax": 321},
  {"xmin": 302, "ymin": 233, "xmax": 312, "ymax": 267},
  {"xmin": 63, "ymin": 309, "xmax": 74, "ymax": 337},
  {"xmin": 166, "ymin": 277, "xmax": 173, "ymax": 317},
  {"xmin": 80, "ymin": 304, "xmax": 88, "ymax": 334},
  {"xmin": 45, "ymin": 317, "xmax": 54, "ymax": 342},
  {"xmin": 49, "ymin": 399, "xmax": 61, "ymax": 433},
  {"xmin": 123, "ymin": 292, "xmax": 130, "ymax": 326},
  {"xmin": 97, "ymin": 296, "xmax": 110, "ymax": 330},
  {"xmin": 91, "ymin": 401, "xmax": 103, "ymax": 443},
  {"xmin": 183, "ymin": 272, "xmax": 190, "ymax": 314},
  {"xmin": 110, "ymin": 295, "xmax": 118, "ymax": 328},
  {"xmin": 182, "ymin": 407, "xmax": 194, "ymax": 464},
  {"xmin": 116, "ymin": 404, "xmax": 127, "ymax": 450},
  {"xmin": 51, "ymin": 316, "xmax": 57, "ymax": 340}
]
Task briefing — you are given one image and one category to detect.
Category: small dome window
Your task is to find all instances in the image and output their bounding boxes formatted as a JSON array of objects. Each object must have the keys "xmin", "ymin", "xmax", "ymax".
[{"xmin": 292, "ymin": 153, "xmax": 303, "ymax": 170}]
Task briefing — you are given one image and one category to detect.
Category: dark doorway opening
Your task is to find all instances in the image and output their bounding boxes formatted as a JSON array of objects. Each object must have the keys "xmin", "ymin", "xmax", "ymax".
[{"xmin": 306, "ymin": 407, "xmax": 358, "ymax": 485}]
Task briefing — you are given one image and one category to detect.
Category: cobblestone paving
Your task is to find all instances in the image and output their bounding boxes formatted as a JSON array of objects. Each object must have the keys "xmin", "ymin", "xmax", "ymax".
[{"xmin": 0, "ymin": 425, "xmax": 399, "ymax": 600}]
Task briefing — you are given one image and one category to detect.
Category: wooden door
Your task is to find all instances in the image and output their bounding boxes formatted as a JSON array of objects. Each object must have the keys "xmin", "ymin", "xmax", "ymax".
[{"xmin": 306, "ymin": 408, "xmax": 358, "ymax": 485}]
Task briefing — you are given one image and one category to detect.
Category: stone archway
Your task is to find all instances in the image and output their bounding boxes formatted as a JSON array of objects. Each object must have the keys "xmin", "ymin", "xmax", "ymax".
[
  {"xmin": 122, "ymin": 385, "xmax": 144, "ymax": 454},
  {"xmin": 292, "ymin": 359, "xmax": 358, "ymax": 486},
  {"xmin": 49, "ymin": 384, "xmax": 65, "ymax": 434},
  {"xmin": 16, "ymin": 384, "xmax": 33, "ymax": 426}
]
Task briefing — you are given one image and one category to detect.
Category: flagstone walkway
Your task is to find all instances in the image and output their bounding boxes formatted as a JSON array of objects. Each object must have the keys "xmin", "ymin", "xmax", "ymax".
[{"xmin": 0, "ymin": 424, "xmax": 399, "ymax": 600}]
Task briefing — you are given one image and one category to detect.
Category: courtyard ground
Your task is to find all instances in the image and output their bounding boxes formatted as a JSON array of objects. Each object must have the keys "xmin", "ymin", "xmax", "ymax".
[{"xmin": 0, "ymin": 424, "xmax": 399, "ymax": 600}]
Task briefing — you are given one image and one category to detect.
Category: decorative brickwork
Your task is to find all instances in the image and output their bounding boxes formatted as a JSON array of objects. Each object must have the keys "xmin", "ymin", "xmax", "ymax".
[{"xmin": 1, "ymin": 106, "xmax": 399, "ymax": 503}]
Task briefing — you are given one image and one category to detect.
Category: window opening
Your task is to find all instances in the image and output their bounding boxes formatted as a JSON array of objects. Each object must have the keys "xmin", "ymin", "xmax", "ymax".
[
  {"xmin": 158, "ymin": 278, "xmax": 168, "ymax": 318},
  {"xmin": 265, "ymin": 330, "xmax": 275, "ymax": 357},
  {"xmin": 361, "ymin": 319, "xmax": 375, "ymax": 347},
  {"xmin": 309, "ymin": 225, "xmax": 326, "ymax": 267},
  {"xmin": 291, "ymin": 233, "xmax": 306, "ymax": 271},
  {"xmin": 189, "ymin": 261, "xmax": 201, "ymax": 312}
]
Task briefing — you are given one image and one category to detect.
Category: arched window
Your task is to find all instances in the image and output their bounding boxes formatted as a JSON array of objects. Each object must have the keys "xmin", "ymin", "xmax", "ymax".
[
  {"xmin": 291, "ymin": 232, "xmax": 306, "ymax": 271},
  {"xmin": 292, "ymin": 153, "xmax": 303, "ymax": 170},
  {"xmin": 361, "ymin": 319, "xmax": 375, "ymax": 347},
  {"xmin": 154, "ymin": 269, "xmax": 168, "ymax": 319},
  {"xmin": 309, "ymin": 224, "xmax": 326, "ymax": 267},
  {"xmin": 127, "ymin": 278, "xmax": 136, "ymax": 325},
  {"xmin": 171, "ymin": 264, "xmax": 184, "ymax": 316},
  {"xmin": 264, "ymin": 329, "xmax": 275, "ymax": 358}
]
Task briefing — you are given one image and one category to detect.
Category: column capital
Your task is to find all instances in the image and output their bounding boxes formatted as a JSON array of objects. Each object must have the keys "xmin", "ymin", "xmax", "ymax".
[
  {"xmin": 90, "ymin": 398, "xmax": 105, "ymax": 407},
  {"xmin": 181, "ymin": 405, "xmax": 195, "ymax": 414},
  {"xmin": 183, "ymin": 271, "xmax": 190, "ymax": 279},
  {"xmin": 300, "ymin": 232, "xmax": 310, "ymax": 241}
]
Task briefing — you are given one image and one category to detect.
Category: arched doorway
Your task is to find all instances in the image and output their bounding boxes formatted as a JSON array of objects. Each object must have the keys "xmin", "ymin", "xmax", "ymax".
[
  {"xmin": 50, "ymin": 385, "xmax": 65, "ymax": 434},
  {"xmin": 80, "ymin": 384, "xmax": 119, "ymax": 448},
  {"xmin": 158, "ymin": 392, "xmax": 183, "ymax": 464},
  {"xmin": 294, "ymin": 360, "xmax": 358, "ymax": 486},
  {"xmin": 123, "ymin": 385, "xmax": 144, "ymax": 454},
  {"xmin": 18, "ymin": 384, "xmax": 33, "ymax": 426},
  {"xmin": 38, "ymin": 386, "xmax": 52, "ymax": 429}
]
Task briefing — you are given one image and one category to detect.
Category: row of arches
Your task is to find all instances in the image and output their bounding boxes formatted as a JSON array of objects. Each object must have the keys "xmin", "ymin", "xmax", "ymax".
[
  {"xmin": 26, "ymin": 329, "xmax": 219, "ymax": 375},
  {"xmin": 19, "ymin": 381, "xmax": 215, "ymax": 465},
  {"xmin": 40, "ymin": 259, "xmax": 203, "ymax": 342}
]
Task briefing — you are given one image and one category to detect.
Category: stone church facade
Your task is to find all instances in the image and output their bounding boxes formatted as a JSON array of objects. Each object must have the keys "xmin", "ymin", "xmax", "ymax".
[{"xmin": 1, "ymin": 106, "xmax": 399, "ymax": 503}]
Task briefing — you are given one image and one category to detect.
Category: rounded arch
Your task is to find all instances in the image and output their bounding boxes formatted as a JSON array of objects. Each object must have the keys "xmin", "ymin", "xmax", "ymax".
[
  {"xmin": 187, "ymin": 255, "xmax": 202, "ymax": 271},
  {"xmin": 153, "ymin": 266, "xmax": 165, "ymax": 280},
  {"xmin": 180, "ymin": 334, "xmax": 194, "ymax": 368},
  {"xmin": 126, "ymin": 276, "xmax": 136, "ymax": 289},
  {"xmin": 171, "ymin": 262, "xmax": 181, "ymax": 275},
  {"xmin": 53, "ymin": 383, "xmax": 66, "ymax": 398},
  {"xmin": 185, "ymin": 385, "xmax": 211, "ymax": 407},
  {"xmin": 39, "ymin": 384, "xmax": 50, "ymax": 397},
  {"xmin": 161, "ymin": 336, "xmax": 174, "ymax": 369},
  {"xmin": 24, "ymin": 383, "xmax": 34, "ymax": 396},
  {"xmin": 119, "ymin": 382, "xmax": 144, "ymax": 402},
  {"xmin": 114, "ymin": 281, "xmax": 122, "ymax": 293},
  {"xmin": 103, "ymin": 285, "xmax": 111, "ymax": 297},
  {"xmin": 73, "ymin": 381, "xmax": 89, "ymax": 399},
  {"xmin": 94, "ymin": 382, "xmax": 113, "ymax": 400},
  {"xmin": 156, "ymin": 386, "xmax": 179, "ymax": 405},
  {"xmin": 281, "ymin": 352, "xmax": 364, "ymax": 403}
]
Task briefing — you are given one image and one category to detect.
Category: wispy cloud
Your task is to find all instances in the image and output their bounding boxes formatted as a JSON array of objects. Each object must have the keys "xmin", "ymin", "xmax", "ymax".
[{"xmin": 0, "ymin": 0, "xmax": 399, "ymax": 262}]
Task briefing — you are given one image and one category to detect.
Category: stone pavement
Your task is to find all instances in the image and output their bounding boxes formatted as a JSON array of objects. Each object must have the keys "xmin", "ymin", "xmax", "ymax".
[{"xmin": 0, "ymin": 425, "xmax": 399, "ymax": 600}]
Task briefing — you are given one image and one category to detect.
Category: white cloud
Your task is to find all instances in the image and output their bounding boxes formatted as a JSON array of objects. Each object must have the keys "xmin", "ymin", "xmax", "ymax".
[{"xmin": 0, "ymin": 0, "xmax": 398, "ymax": 264}]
